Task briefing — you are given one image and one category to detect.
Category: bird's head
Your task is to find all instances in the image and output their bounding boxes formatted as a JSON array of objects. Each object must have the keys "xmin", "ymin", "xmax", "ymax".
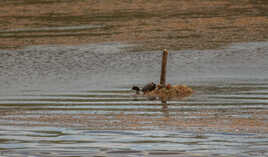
[{"xmin": 132, "ymin": 86, "xmax": 140, "ymax": 91}]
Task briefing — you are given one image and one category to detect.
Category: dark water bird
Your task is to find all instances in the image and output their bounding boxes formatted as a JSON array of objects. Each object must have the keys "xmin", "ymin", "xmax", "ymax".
[
  {"xmin": 132, "ymin": 82, "xmax": 156, "ymax": 95},
  {"xmin": 142, "ymin": 82, "xmax": 156, "ymax": 93}
]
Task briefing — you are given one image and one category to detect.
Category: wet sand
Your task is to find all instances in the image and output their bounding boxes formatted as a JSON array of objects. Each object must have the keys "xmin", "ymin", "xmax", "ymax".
[
  {"xmin": 2, "ymin": 107, "xmax": 268, "ymax": 134},
  {"xmin": 1, "ymin": 0, "xmax": 268, "ymax": 50}
]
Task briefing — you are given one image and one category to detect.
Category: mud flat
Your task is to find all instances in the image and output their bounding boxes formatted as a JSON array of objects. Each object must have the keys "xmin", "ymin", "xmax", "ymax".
[{"xmin": 1, "ymin": 0, "xmax": 268, "ymax": 50}]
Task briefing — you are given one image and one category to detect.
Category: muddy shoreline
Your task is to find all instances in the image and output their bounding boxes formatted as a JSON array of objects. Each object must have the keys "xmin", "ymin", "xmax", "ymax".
[{"xmin": 1, "ymin": 0, "xmax": 268, "ymax": 50}]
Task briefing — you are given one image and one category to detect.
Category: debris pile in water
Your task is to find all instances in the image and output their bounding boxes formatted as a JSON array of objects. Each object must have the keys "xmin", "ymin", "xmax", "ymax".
[
  {"xmin": 132, "ymin": 49, "xmax": 193, "ymax": 100},
  {"xmin": 145, "ymin": 84, "xmax": 193, "ymax": 100},
  {"xmin": 132, "ymin": 83, "xmax": 193, "ymax": 100}
]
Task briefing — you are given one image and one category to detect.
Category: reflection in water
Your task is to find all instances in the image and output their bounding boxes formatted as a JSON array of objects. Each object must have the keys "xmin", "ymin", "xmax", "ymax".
[{"xmin": 161, "ymin": 102, "xmax": 169, "ymax": 118}]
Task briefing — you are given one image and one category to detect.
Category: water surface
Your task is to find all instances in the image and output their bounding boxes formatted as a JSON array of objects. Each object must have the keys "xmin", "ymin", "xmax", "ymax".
[
  {"xmin": 1, "ymin": 0, "xmax": 268, "ymax": 156},
  {"xmin": 0, "ymin": 42, "xmax": 268, "ymax": 156}
]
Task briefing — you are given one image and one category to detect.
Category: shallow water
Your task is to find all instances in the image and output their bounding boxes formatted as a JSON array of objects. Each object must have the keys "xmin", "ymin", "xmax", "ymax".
[
  {"xmin": 1, "ymin": 127, "xmax": 268, "ymax": 157},
  {"xmin": 1, "ymin": 0, "xmax": 268, "ymax": 156},
  {"xmin": 0, "ymin": 42, "xmax": 268, "ymax": 156}
]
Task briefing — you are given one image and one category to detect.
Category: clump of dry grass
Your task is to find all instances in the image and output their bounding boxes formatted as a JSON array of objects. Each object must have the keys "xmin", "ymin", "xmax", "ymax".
[{"xmin": 145, "ymin": 84, "xmax": 193, "ymax": 100}]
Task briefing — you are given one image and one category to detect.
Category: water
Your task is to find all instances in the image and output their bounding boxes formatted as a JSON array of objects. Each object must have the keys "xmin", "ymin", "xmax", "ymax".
[
  {"xmin": 0, "ymin": 128, "xmax": 267, "ymax": 157},
  {"xmin": 1, "ymin": 0, "xmax": 268, "ymax": 156},
  {"xmin": 0, "ymin": 42, "xmax": 268, "ymax": 157}
]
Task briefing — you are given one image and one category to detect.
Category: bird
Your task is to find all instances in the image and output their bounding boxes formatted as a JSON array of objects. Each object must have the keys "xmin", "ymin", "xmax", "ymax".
[
  {"xmin": 142, "ymin": 82, "xmax": 156, "ymax": 93},
  {"xmin": 132, "ymin": 82, "xmax": 156, "ymax": 95},
  {"xmin": 132, "ymin": 86, "xmax": 140, "ymax": 94}
]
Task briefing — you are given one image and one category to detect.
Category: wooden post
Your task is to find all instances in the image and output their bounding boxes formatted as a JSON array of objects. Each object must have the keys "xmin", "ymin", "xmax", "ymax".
[{"xmin": 160, "ymin": 49, "xmax": 168, "ymax": 87}]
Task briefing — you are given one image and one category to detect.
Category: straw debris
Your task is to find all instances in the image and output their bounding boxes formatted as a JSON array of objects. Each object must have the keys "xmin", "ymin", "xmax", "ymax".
[{"xmin": 145, "ymin": 84, "xmax": 193, "ymax": 100}]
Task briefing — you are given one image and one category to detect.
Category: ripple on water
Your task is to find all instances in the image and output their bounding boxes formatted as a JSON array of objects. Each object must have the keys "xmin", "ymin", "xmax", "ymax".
[
  {"xmin": 0, "ymin": 126, "xmax": 267, "ymax": 157},
  {"xmin": 1, "ymin": 80, "xmax": 268, "ymax": 156},
  {"xmin": 1, "ymin": 42, "xmax": 268, "ymax": 156}
]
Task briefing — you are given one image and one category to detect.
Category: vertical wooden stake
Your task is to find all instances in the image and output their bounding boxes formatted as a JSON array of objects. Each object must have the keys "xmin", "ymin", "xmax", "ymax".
[{"xmin": 160, "ymin": 49, "xmax": 168, "ymax": 87}]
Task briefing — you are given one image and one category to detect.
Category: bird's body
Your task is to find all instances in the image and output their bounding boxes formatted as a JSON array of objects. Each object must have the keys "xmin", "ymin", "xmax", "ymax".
[
  {"xmin": 132, "ymin": 82, "xmax": 156, "ymax": 94},
  {"xmin": 142, "ymin": 82, "xmax": 156, "ymax": 93}
]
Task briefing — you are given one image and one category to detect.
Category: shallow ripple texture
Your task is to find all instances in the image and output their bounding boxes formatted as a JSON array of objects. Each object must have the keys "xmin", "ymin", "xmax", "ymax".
[
  {"xmin": 1, "ymin": 0, "xmax": 268, "ymax": 156},
  {"xmin": 0, "ymin": 41, "xmax": 268, "ymax": 156}
]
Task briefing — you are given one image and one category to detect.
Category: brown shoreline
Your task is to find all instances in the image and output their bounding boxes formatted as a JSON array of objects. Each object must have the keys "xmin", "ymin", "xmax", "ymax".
[{"xmin": 1, "ymin": 0, "xmax": 268, "ymax": 50}]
